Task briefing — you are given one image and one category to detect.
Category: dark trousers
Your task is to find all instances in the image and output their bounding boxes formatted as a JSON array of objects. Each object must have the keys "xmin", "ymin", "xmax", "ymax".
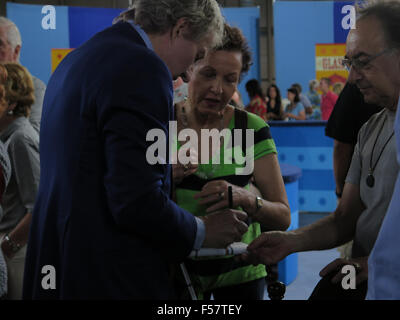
[
  {"xmin": 203, "ymin": 278, "xmax": 265, "ymax": 300},
  {"xmin": 308, "ymin": 271, "xmax": 367, "ymax": 300}
]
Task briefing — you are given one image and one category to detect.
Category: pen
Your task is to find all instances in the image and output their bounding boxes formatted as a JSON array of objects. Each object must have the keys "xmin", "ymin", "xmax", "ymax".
[{"xmin": 228, "ymin": 186, "xmax": 233, "ymax": 209}]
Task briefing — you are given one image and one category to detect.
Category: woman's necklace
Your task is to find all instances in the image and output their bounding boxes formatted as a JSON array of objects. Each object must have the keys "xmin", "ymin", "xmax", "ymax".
[
  {"xmin": 366, "ymin": 116, "xmax": 394, "ymax": 188},
  {"xmin": 179, "ymin": 101, "xmax": 225, "ymax": 179}
]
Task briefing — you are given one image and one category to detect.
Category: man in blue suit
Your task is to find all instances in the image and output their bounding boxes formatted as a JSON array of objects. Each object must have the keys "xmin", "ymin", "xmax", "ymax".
[{"xmin": 23, "ymin": 0, "xmax": 249, "ymax": 299}]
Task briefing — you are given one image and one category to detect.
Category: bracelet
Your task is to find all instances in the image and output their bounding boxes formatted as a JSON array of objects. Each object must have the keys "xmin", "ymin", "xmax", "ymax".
[{"xmin": 2, "ymin": 234, "xmax": 21, "ymax": 253}]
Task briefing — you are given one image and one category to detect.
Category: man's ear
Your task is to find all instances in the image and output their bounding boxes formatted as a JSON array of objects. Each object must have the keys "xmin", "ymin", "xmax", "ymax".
[
  {"xmin": 12, "ymin": 45, "xmax": 21, "ymax": 63},
  {"xmin": 186, "ymin": 64, "xmax": 195, "ymax": 81},
  {"xmin": 171, "ymin": 18, "xmax": 189, "ymax": 40}
]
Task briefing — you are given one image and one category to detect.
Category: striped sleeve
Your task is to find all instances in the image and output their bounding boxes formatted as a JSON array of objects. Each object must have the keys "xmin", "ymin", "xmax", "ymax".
[{"xmin": 246, "ymin": 111, "xmax": 277, "ymax": 160}]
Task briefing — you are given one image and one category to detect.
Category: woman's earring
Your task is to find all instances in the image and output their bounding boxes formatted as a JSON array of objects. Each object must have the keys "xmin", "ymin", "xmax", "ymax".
[{"xmin": 7, "ymin": 110, "xmax": 13, "ymax": 116}]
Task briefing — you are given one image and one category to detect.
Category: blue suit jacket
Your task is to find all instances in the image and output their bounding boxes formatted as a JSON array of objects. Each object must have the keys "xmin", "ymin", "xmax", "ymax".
[{"xmin": 23, "ymin": 22, "xmax": 197, "ymax": 299}]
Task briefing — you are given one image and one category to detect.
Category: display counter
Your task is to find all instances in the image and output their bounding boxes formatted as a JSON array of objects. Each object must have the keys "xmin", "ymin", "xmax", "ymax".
[{"xmin": 271, "ymin": 121, "xmax": 336, "ymax": 213}]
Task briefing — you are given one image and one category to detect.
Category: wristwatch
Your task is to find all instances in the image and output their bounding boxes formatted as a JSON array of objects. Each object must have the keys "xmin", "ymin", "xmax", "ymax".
[
  {"xmin": 2, "ymin": 234, "xmax": 21, "ymax": 253},
  {"xmin": 255, "ymin": 196, "xmax": 263, "ymax": 212}
]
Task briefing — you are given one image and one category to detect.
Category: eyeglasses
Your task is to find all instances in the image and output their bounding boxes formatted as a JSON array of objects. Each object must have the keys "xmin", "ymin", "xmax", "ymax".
[{"xmin": 342, "ymin": 48, "xmax": 393, "ymax": 72}]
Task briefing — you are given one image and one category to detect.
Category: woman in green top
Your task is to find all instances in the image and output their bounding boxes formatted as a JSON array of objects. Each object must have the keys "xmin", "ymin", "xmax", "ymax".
[{"xmin": 173, "ymin": 24, "xmax": 290, "ymax": 300}]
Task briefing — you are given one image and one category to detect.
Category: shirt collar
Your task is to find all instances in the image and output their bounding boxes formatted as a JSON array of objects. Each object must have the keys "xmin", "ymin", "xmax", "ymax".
[
  {"xmin": 126, "ymin": 20, "xmax": 153, "ymax": 51},
  {"xmin": 0, "ymin": 117, "xmax": 28, "ymax": 142}
]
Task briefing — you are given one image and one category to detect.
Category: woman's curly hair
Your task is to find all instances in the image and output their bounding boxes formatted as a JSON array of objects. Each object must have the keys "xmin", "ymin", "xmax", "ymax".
[
  {"xmin": 2, "ymin": 63, "xmax": 35, "ymax": 117},
  {"xmin": 214, "ymin": 23, "xmax": 253, "ymax": 81}
]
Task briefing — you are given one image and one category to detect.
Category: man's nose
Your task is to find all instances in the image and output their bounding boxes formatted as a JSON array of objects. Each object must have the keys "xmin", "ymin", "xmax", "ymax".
[
  {"xmin": 347, "ymin": 66, "xmax": 363, "ymax": 84},
  {"xmin": 210, "ymin": 78, "xmax": 223, "ymax": 95}
]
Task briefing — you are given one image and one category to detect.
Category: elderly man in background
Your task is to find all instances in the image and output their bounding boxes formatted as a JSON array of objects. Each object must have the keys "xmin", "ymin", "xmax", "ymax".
[
  {"xmin": 244, "ymin": 0, "xmax": 400, "ymax": 300},
  {"xmin": 0, "ymin": 17, "xmax": 45, "ymax": 134}
]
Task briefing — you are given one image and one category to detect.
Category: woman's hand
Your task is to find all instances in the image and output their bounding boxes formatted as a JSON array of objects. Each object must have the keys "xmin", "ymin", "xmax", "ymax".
[
  {"xmin": 172, "ymin": 150, "xmax": 198, "ymax": 184},
  {"xmin": 193, "ymin": 180, "xmax": 253, "ymax": 213},
  {"xmin": 172, "ymin": 162, "xmax": 198, "ymax": 184}
]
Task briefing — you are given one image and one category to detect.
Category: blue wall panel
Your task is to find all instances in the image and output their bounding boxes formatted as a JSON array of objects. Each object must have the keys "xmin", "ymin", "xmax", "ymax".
[
  {"xmin": 270, "ymin": 123, "xmax": 335, "ymax": 212},
  {"xmin": 334, "ymin": 1, "xmax": 355, "ymax": 43},
  {"xmin": 6, "ymin": 3, "xmax": 70, "ymax": 84},
  {"xmin": 274, "ymin": 1, "xmax": 334, "ymax": 96},
  {"xmin": 298, "ymin": 170, "xmax": 335, "ymax": 190},
  {"xmin": 271, "ymin": 123, "xmax": 334, "ymax": 147},
  {"xmin": 222, "ymin": 7, "xmax": 260, "ymax": 106},
  {"xmin": 299, "ymin": 190, "xmax": 337, "ymax": 212},
  {"xmin": 277, "ymin": 147, "xmax": 333, "ymax": 170},
  {"xmin": 278, "ymin": 180, "xmax": 299, "ymax": 285}
]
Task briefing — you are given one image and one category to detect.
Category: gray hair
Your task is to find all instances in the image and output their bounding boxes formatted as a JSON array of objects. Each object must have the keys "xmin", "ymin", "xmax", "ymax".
[
  {"xmin": 114, "ymin": 0, "xmax": 224, "ymax": 48},
  {"xmin": 0, "ymin": 17, "xmax": 22, "ymax": 61},
  {"xmin": 356, "ymin": 0, "xmax": 400, "ymax": 50}
]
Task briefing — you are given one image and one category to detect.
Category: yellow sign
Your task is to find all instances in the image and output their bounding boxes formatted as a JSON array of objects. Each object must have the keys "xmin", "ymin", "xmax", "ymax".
[
  {"xmin": 51, "ymin": 48, "xmax": 74, "ymax": 73},
  {"xmin": 316, "ymin": 44, "xmax": 348, "ymax": 85}
]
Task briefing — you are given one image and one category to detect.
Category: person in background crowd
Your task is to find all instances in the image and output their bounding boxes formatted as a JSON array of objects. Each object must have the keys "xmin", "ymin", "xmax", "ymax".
[
  {"xmin": 0, "ymin": 63, "xmax": 39, "ymax": 300},
  {"xmin": 245, "ymin": 79, "xmax": 267, "ymax": 121},
  {"xmin": 325, "ymin": 82, "xmax": 383, "ymax": 260},
  {"xmin": 283, "ymin": 87, "xmax": 306, "ymax": 121},
  {"xmin": 0, "ymin": 65, "xmax": 11, "ymax": 300},
  {"xmin": 306, "ymin": 79, "xmax": 321, "ymax": 108},
  {"xmin": 173, "ymin": 24, "xmax": 290, "ymax": 300},
  {"xmin": 0, "ymin": 17, "xmax": 46, "ymax": 134},
  {"xmin": 230, "ymin": 89, "xmax": 245, "ymax": 109},
  {"xmin": 173, "ymin": 76, "xmax": 188, "ymax": 105},
  {"xmin": 306, "ymin": 79, "xmax": 322, "ymax": 120},
  {"xmin": 244, "ymin": 0, "xmax": 400, "ymax": 300},
  {"xmin": 266, "ymin": 84, "xmax": 283, "ymax": 121},
  {"xmin": 332, "ymin": 82, "xmax": 345, "ymax": 96},
  {"xmin": 291, "ymin": 83, "xmax": 313, "ymax": 118},
  {"xmin": 320, "ymin": 77, "xmax": 338, "ymax": 120}
]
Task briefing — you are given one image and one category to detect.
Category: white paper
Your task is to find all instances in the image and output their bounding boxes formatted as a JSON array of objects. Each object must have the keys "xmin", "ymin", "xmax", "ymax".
[{"xmin": 189, "ymin": 242, "xmax": 248, "ymax": 258}]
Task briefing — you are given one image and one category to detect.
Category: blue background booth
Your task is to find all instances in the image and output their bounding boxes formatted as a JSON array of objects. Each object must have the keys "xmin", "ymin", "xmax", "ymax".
[
  {"xmin": 271, "ymin": 121, "xmax": 335, "ymax": 213},
  {"xmin": 277, "ymin": 163, "xmax": 302, "ymax": 285}
]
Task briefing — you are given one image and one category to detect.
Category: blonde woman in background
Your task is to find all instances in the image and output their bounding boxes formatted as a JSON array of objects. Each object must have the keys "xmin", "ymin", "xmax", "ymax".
[
  {"xmin": 0, "ymin": 63, "xmax": 39, "ymax": 300},
  {"xmin": 306, "ymin": 79, "xmax": 322, "ymax": 120},
  {"xmin": 333, "ymin": 82, "xmax": 345, "ymax": 96},
  {"xmin": 0, "ymin": 65, "xmax": 11, "ymax": 299}
]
